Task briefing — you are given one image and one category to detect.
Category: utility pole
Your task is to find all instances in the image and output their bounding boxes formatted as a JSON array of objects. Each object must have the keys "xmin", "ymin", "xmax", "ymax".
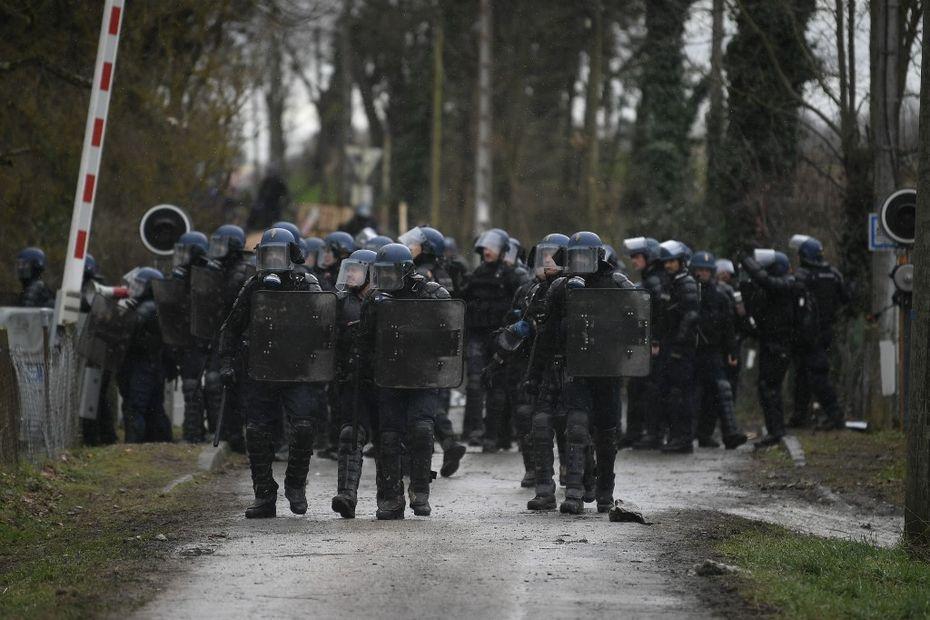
[
  {"xmin": 868, "ymin": 0, "xmax": 901, "ymax": 426},
  {"xmin": 905, "ymin": 0, "xmax": 930, "ymax": 548},
  {"xmin": 430, "ymin": 3, "xmax": 445, "ymax": 227},
  {"xmin": 473, "ymin": 0, "xmax": 492, "ymax": 234}
]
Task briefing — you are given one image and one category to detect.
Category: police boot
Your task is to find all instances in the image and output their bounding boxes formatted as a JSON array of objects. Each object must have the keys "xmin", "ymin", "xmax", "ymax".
[
  {"xmin": 245, "ymin": 424, "xmax": 278, "ymax": 519},
  {"xmin": 697, "ymin": 436, "xmax": 720, "ymax": 448},
  {"xmin": 376, "ymin": 431, "xmax": 405, "ymax": 520},
  {"xmin": 408, "ymin": 420, "xmax": 435, "ymax": 516},
  {"xmin": 560, "ymin": 441, "xmax": 587, "ymax": 515},
  {"xmin": 440, "ymin": 437, "xmax": 466, "ymax": 478},
  {"xmin": 582, "ymin": 446, "xmax": 597, "ymax": 503},
  {"xmin": 528, "ymin": 413, "xmax": 557, "ymax": 510},
  {"xmin": 519, "ymin": 435, "xmax": 535, "ymax": 488},
  {"xmin": 594, "ymin": 433, "xmax": 617, "ymax": 513},
  {"xmin": 283, "ymin": 419, "xmax": 314, "ymax": 515},
  {"xmin": 181, "ymin": 379, "xmax": 205, "ymax": 443},
  {"xmin": 632, "ymin": 434, "xmax": 661, "ymax": 450},
  {"xmin": 332, "ymin": 426, "xmax": 363, "ymax": 519}
]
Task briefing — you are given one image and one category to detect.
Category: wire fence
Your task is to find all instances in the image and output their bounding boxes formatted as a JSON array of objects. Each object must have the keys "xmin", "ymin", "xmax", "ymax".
[{"xmin": 0, "ymin": 310, "xmax": 81, "ymax": 464}]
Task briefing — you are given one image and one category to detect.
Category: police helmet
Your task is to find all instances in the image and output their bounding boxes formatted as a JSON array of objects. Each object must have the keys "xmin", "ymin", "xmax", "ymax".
[
  {"xmin": 443, "ymin": 236, "xmax": 459, "ymax": 257},
  {"xmin": 659, "ymin": 240, "xmax": 690, "ymax": 263},
  {"xmin": 173, "ymin": 231, "xmax": 209, "ymax": 267},
  {"xmin": 364, "ymin": 235, "xmax": 394, "ymax": 252},
  {"xmin": 208, "ymin": 224, "xmax": 245, "ymax": 259},
  {"xmin": 798, "ymin": 238, "xmax": 825, "ymax": 266},
  {"xmin": 690, "ymin": 251, "xmax": 717, "ymax": 272},
  {"xmin": 370, "ymin": 243, "xmax": 415, "ymax": 291},
  {"xmin": 504, "ymin": 237, "xmax": 526, "ymax": 266},
  {"xmin": 256, "ymin": 227, "xmax": 303, "ymax": 273},
  {"xmin": 753, "ymin": 249, "xmax": 790, "ymax": 276},
  {"xmin": 622, "ymin": 237, "xmax": 661, "ymax": 264},
  {"xmin": 529, "ymin": 233, "xmax": 569, "ymax": 278},
  {"xmin": 320, "ymin": 231, "xmax": 357, "ymax": 268},
  {"xmin": 122, "ymin": 266, "xmax": 164, "ymax": 299},
  {"xmin": 474, "ymin": 228, "xmax": 509, "ymax": 256},
  {"xmin": 336, "ymin": 248, "xmax": 378, "ymax": 292},
  {"xmin": 565, "ymin": 231, "xmax": 603, "ymax": 274},
  {"xmin": 399, "ymin": 226, "xmax": 446, "ymax": 258},
  {"xmin": 84, "ymin": 253, "xmax": 99, "ymax": 281}
]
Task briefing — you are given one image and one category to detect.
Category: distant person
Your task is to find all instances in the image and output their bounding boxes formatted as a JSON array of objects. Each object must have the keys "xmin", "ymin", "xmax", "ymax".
[
  {"xmin": 339, "ymin": 204, "xmax": 379, "ymax": 236},
  {"xmin": 15, "ymin": 247, "xmax": 54, "ymax": 308},
  {"xmin": 246, "ymin": 171, "xmax": 290, "ymax": 231}
]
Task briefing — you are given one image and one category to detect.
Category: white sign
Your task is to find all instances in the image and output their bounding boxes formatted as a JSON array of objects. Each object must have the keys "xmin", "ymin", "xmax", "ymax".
[{"xmin": 869, "ymin": 214, "xmax": 897, "ymax": 252}]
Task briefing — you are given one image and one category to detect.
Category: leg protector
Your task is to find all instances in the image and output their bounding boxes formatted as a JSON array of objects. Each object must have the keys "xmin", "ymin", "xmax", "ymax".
[
  {"xmin": 332, "ymin": 424, "xmax": 364, "ymax": 518},
  {"xmin": 181, "ymin": 378, "xmax": 205, "ymax": 443},
  {"xmin": 245, "ymin": 423, "xmax": 277, "ymax": 518},
  {"xmin": 284, "ymin": 418, "xmax": 314, "ymax": 490},
  {"xmin": 408, "ymin": 419, "xmax": 434, "ymax": 516},
  {"xmin": 376, "ymin": 430, "xmax": 405, "ymax": 519},
  {"xmin": 593, "ymin": 431, "xmax": 617, "ymax": 512}
]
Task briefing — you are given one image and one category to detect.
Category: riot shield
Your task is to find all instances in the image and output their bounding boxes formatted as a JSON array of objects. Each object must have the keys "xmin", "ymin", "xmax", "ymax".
[
  {"xmin": 76, "ymin": 295, "xmax": 133, "ymax": 369},
  {"xmin": 247, "ymin": 291, "xmax": 337, "ymax": 382},
  {"xmin": 190, "ymin": 266, "xmax": 228, "ymax": 340},
  {"xmin": 565, "ymin": 288, "xmax": 651, "ymax": 378},
  {"xmin": 374, "ymin": 299, "xmax": 465, "ymax": 389},
  {"xmin": 152, "ymin": 278, "xmax": 194, "ymax": 348}
]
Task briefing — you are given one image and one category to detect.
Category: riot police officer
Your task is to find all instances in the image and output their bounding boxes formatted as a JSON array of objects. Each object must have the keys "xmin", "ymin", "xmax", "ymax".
[
  {"xmin": 201, "ymin": 225, "xmax": 253, "ymax": 451},
  {"xmin": 461, "ymin": 228, "xmax": 522, "ymax": 450},
  {"xmin": 15, "ymin": 247, "xmax": 54, "ymax": 308},
  {"xmin": 655, "ymin": 240, "xmax": 699, "ymax": 454},
  {"xmin": 331, "ymin": 249, "xmax": 378, "ymax": 518},
  {"xmin": 741, "ymin": 250, "xmax": 805, "ymax": 448},
  {"xmin": 691, "ymin": 251, "xmax": 747, "ymax": 449},
  {"xmin": 399, "ymin": 226, "xmax": 466, "ymax": 476},
  {"xmin": 443, "ymin": 236, "xmax": 469, "ymax": 295},
  {"xmin": 715, "ymin": 258, "xmax": 752, "ymax": 402},
  {"xmin": 79, "ymin": 254, "xmax": 119, "ymax": 446},
  {"xmin": 302, "ymin": 237, "xmax": 325, "ymax": 271},
  {"xmin": 317, "ymin": 231, "xmax": 357, "ymax": 292},
  {"xmin": 526, "ymin": 231, "xmax": 635, "ymax": 514},
  {"xmin": 218, "ymin": 228, "xmax": 328, "ymax": 518},
  {"xmin": 117, "ymin": 267, "xmax": 172, "ymax": 443},
  {"xmin": 622, "ymin": 237, "xmax": 666, "ymax": 449},
  {"xmin": 790, "ymin": 236, "xmax": 849, "ymax": 429},
  {"xmin": 168, "ymin": 231, "xmax": 211, "ymax": 443},
  {"xmin": 357, "ymin": 243, "xmax": 452, "ymax": 519}
]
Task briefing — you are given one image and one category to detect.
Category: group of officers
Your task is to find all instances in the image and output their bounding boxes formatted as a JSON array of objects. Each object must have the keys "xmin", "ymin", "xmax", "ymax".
[{"xmin": 12, "ymin": 217, "xmax": 848, "ymax": 520}]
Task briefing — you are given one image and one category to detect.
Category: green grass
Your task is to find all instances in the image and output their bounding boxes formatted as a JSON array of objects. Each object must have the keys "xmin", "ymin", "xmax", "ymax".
[
  {"xmin": 719, "ymin": 524, "xmax": 930, "ymax": 619},
  {"xmin": 0, "ymin": 443, "xmax": 211, "ymax": 618}
]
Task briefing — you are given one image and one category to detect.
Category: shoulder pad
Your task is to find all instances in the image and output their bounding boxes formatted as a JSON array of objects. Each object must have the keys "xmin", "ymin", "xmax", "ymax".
[
  {"xmin": 611, "ymin": 272, "xmax": 635, "ymax": 289},
  {"xmin": 567, "ymin": 276, "xmax": 586, "ymax": 289},
  {"xmin": 372, "ymin": 291, "xmax": 393, "ymax": 304},
  {"xmin": 422, "ymin": 281, "xmax": 451, "ymax": 299}
]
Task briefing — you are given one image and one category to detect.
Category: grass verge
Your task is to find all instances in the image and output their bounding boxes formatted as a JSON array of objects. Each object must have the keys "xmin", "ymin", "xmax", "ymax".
[
  {"xmin": 719, "ymin": 521, "xmax": 930, "ymax": 619},
  {"xmin": 0, "ymin": 443, "xmax": 222, "ymax": 618}
]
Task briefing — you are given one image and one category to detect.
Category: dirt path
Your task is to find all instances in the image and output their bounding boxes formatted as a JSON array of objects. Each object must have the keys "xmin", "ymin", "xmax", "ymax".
[{"xmin": 134, "ymin": 445, "xmax": 902, "ymax": 619}]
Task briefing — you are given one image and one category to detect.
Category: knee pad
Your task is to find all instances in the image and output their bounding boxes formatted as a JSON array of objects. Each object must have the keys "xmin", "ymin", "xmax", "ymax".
[
  {"xmin": 181, "ymin": 378, "xmax": 201, "ymax": 398},
  {"xmin": 203, "ymin": 371, "xmax": 222, "ymax": 394},
  {"xmin": 565, "ymin": 411, "xmax": 590, "ymax": 445}
]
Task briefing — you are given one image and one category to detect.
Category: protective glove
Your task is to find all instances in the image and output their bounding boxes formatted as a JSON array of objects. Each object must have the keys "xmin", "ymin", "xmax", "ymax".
[{"xmin": 219, "ymin": 365, "xmax": 236, "ymax": 386}]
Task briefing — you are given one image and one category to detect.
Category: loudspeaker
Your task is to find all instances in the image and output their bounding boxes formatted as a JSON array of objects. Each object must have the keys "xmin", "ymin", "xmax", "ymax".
[
  {"xmin": 891, "ymin": 263, "xmax": 914, "ymax": 293},
  {"xmin": 880, "ymin": 189, "xmax": 916, "ymax": 246},
  {"xmin": 139, "ymin": 204, "xmax": 191, "ymax": 255}
]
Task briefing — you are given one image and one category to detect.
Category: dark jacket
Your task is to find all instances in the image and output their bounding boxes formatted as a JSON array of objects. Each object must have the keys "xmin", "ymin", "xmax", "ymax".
[
  {"xmin": 19, "ymin": 278, "xmax": 54, "ymax": 308},
  {"xmin": 740, "ymin": 257, "xmax": 807, "ymax": 344},
  {"xmin": 462, "ymin": 260, "xmax": 522, "ymax": 330},
  {"xmin": 697, "ymin": 279, "xmax": 738, "ymax": 357},
  {"xmin": 664, "ymin": 269, "xmax": 700, "ymax": 349}
]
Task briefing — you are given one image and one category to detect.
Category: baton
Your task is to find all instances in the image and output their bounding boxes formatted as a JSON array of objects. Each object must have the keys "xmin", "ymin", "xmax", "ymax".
[{"xmin": 212, "ymin": 384, "xmax": 227, "ymax": 447}]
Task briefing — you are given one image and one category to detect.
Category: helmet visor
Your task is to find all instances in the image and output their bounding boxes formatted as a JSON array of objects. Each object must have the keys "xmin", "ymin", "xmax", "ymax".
[
  {"xmin": 15, "ymin": 259, "xmax": 34, "ymax": 282},
  {"xmin": 475, "ymin": 230, "xmax": 507, "ymax": 254},
  {"xmin": 753, "ymin": 249, "xmax": 776, "ymax": 268},
  {"xmin": 566, "ymin": 246, "xmax": 598, "ymax": 274},
  {"xmin": 398, "ymin": 227, "xmax": 426, "ymax": 257},
  {"xmin": 122, "ymin": 268, "xmax": 144, "ymax": 298},
  {"xmin": 208, "ymin": 235, "xmax": 230, "ymax": 259},
  {"xmin": 622, "ymin": 237, "xmax": 648, "ymax": 257},
  {"xmin": 172, "ymin": 244, "xmax": 192, "ymax": 268},
  {"xmin": 257, "ymin": 244, "xmax": 292, "ymax": 272},
  {"xmin": 370, "ymin": 263, "xmax": 405, "ymax": 291},
  {"xmin": 336, "ymin": 259, "xmax": 370, "ymax": 291},
  {"xmin": 532, "ymin": 243, "xmax": 563, "ymax": 278},
  {"xmin": 504, "ymin": 242, "xmax": 520, "ymax": 265}
]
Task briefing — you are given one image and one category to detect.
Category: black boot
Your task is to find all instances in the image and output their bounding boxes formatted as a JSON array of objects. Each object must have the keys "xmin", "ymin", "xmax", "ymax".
[
  {"xmin": 560, "ymin": 440, "xmax": 587, "ymax": 515},
  {"xmin": 283, "ymin": 419, "xmax": 314, "ymax": 515},
  {"xmin": 519, "ymin": 435, "xmax": 535, "ymax": 488},
  {"xmin": 582, "ymin": 446, "xmax": 597, "ymax": 503},
  {"xmin": 376, "ymin": 431, "xmax": 405, "ymax": 520},
  {"xmin": 632, "ymin": 434, "xmax": 661, "ymax": 450},
  {"xmin": 440, "ymin": 437, "xmax": 466, "ymax": 478},
  {"xmin": 594, "ymin": 433, "xmax": 617, "ymax": 513},
  {"xmin": 753, "ymin": 434, "xmax": 782, "ymax": 450},
  {"xmin": 723, "ymin": 433, "xmax": 748, "ymax": 449},
  {"xmin": 408, "ymin": 421, "xmax": 434, "ymax": 516},
  {"xmin": 527, "ymin": 482, "xmax": 557, "ymax": 510},
  {"xmin": 332, "ymin": 426, "xmax": 364, "ymax": 519},
  {"xmin": 245, "ymin": 424, "xmax": 278, "ymax": 519},
  {"xmin": 181, "ymin": 379, "xmax": 205, "ymax": 443},
  {"xmin": 697, "ymin": 436, "xmax": 720, "ymax": 448},
  {"xmin": 528, "ymin": 412, "xmax": 556, "ymax": 510}
]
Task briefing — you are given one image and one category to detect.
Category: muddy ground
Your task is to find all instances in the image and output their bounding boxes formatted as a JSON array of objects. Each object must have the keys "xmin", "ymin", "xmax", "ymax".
[{"xmin": 131, "ymin": 440, "xmax": 902, "ymax": 619}]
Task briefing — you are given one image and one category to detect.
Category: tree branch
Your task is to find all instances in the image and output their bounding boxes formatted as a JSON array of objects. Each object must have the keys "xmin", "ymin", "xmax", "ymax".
[{"xmin": 0, "ymin": 56, "xmax": 91, "ymax": 89}]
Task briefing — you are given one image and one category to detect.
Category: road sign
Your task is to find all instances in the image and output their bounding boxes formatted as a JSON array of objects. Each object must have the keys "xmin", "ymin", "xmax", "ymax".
[{"xmin": 869, "ymin": 214, "xmax": 897, "ymax": 252}]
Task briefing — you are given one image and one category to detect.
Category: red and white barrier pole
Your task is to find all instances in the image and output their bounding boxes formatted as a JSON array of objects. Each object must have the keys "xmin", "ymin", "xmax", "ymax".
[{"xmin": 54, "ymin": 0, "xmax": 125, "ymax": 327}]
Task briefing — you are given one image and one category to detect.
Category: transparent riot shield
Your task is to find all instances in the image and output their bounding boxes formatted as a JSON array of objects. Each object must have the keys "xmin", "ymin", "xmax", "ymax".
[{"xmin": 76, "ymin": 295, "xmax": 133, "ymax": 369}]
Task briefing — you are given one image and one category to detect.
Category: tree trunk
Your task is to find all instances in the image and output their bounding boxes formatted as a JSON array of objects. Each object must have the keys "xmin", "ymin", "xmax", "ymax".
[
  {"xmin": 474, "ymin": 0, "xmax": 493, "ymax": 234},
  {"xmin": 339, "ymin": 1, "xmax": 354, "ymax": 207},
  {"xmin": 581, "ymin": 0, "xmax": 603, "ymax": 226},
  {"xmin": 265, "ymin": 34, "xmax": 287, "ymax": 175},
  {"xmin": 868, "ymin": 0, "xmax": 902, "ymax": 427},
  {"xmin": 430, "ymin": 8, "xmax": 445, "ymax": 227},
  {"xmin": 705, "ymin": 0, "xmax": 725, "ymax": 214},
  {"xmin": 904, "ymin": 0, "xmax": 930, "ymax": 549}
]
